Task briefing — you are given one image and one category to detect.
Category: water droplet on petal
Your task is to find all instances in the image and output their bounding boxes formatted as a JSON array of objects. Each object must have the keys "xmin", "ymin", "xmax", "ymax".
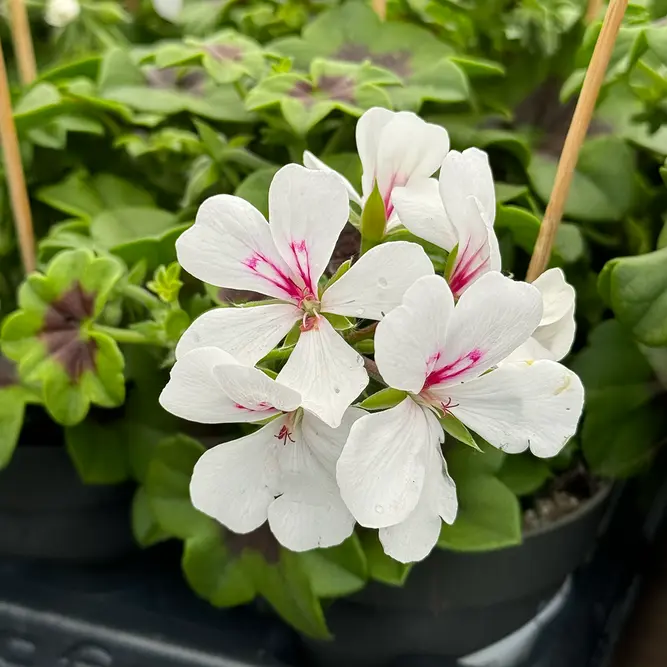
[
  {"xmin": 378, "ymin": 277, "xmax": 388, "ymax": 288},
  {"xmin": 355, "ymin": 308, "xmax": 364, "ymax": 316},
  {"xmin": 334, "ymin": 386, "xmax": 341, "ymax": 394},
  {"xmin": 375, "ymin": 505, "xmax": 384, "ymax": 514}
]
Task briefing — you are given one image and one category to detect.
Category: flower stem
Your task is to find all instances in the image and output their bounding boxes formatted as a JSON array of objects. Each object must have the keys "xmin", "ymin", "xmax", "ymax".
[
  {"xmin": 95, "ymin": 325, "xmax": 154, "ymax": 345},
  {"xmin": 363, "ymin": 357, "xmax": 385, "ymax": 385},
  {"xmin": 345, "ymin": 322, "xmax": 377, "ymax": 344},
  {"xmin": 122, "ymin": 284, "xmax": 162, "ymax": 311}
]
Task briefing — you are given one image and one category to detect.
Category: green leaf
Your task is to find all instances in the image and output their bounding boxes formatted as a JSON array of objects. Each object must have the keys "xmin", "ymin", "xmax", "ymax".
[
  {"xmin": 323, "ymin": 313, "xmax": 354, "ymax": 330},
  {"xmin": 182, "ymin": 525, "xmax": 256, "ymax": 607},
  {"xmin": 0, "ymin": 388, "xmax": 25, "ymax": 469},
  {"xmin": 497, "ymin": 454, "xmax": 551, "ymax": 496},
  {"xmin": 145, "ymin": 434, "xmax": 209, "ymax": 539},
  {"xmin": 250, "ymin": 549, "xmax": 331, "ymax": 639},
  {"xmin": 132, "ymin": 487, "xmax": 171, "ymax": 548},
  {"xmin": 528, "ymin": 137, "xmax": 636, "ymax": 222},
  {"xmin": 92, "ymin": 174, "xmax": 155, "ymax": 209},
  {"xmin": 360, "ymin": 181, "xmax": 386, "ymax": 250},
  {"xmin": 572, "ymin": 320, "xmax": 666, "ymax": 478},
  {"xmin": 359, "ymin": 388, "xmax": 407, "ymax": 410},
  {"xmin": 323, "ymin": 259, "xmax": 352, "ymax": 291},
  {"xmin": 438, "ymin": 474, "xmax": 521, "ymax": 552},
  {"xmin": 440, "ymin": 413, "xmax": 481, "ymax": 450},
  {"xmin": 444, "ymin": 243, "xmax": 459, "ymax": 280},
  {"xmin": 65, "ymin": 418, "xmax": 130, "ymax": 484},
  {"xmin": 43, "ymin": 365, "xmax": 90, "ymax": 426},
  {"xmin": 37, "ymin": 172, "xmax": 104, "ymax": 220},
  {"xmin": 607, "ymin": 247, "xmax": 667, "ymax": 346},
  {"xmin": 235, "ymin": 167, "xmax": 280, "ymax": 218},
  {"xmin": 91, "ymin": 207, "xmax": 177, "ymax": 249},
  {"xmin": 299, "ymin": 534, "xmax": 368, "ymax": 598},
  {"xmin": 360, "ymin": 531, "xmax": 411, "ymax": 586}
]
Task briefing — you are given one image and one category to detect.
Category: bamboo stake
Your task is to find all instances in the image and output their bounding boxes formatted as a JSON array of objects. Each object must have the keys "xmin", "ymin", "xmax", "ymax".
[
  {"xmin": 8, "ymin": 0, "xmax": 36, "ymax": 84},
  {"xmin": 372, "ymin": 0, "xmax": 387, "ymax": 20},
  {"xmin": 526, "ymin": 0, "xmax": 628, "ymax": 282},
  {"xmin": 586, "ymin": 0, "xmax": 604, "ymax": 22},
  {"xmin": 0, "ymin": 41, "xmax": 36, "ymax": 273}
]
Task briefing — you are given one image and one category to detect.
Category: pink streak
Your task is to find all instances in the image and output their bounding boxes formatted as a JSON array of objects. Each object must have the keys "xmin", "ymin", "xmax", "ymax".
[
  {"xmin": 243, "ymin": 251, "xmax": 305, "ymax": 302},
  {"xmin": 423, "ymin": 348, "xmax": 483, "ymax": 389},
  {"xmin": 289, "ymin": 239, "xmax": 315, "ymax": 296},
  {"xmin": 234, "ymin": 401, "xmax": 274, "ymax": 412},
  {"xmin": 448, "ymin": 239, "xmax": 489, "ymax": 297}
]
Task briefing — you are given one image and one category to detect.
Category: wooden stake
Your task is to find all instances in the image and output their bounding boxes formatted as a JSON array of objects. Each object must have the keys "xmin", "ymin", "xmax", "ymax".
[
  {"xmin": 8, "ymin": 0, "xmax": 36, "ymax": 84},
  {"xmin": 0, "ymin": 41, "xmax": 36, "ymax": 273},
  {"xmin": 372, "ymin": 0, "xmax": 387, "ymax": 20},
  {"xmin": 526, "ymin": 0, "xmax": 628, "ymax": 282},
  {"xmin": 586, "ymin": 0, "xmax": 604, "ymax": 22}
]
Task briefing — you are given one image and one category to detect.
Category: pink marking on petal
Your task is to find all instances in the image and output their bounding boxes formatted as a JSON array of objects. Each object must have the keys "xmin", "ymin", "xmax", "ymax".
[
  {"xmin": 234, "ymin": 401, "xmax": 274, "ymax": 412},
  {"xmin": 300, "ymin": 313, "xmax": 320, "ymax": 332},
  {"xmin": 289, "ymin": 238, "xmax": 315, "ymax": 296},
  {"xmin": 380, "ymin": 173, "xmax": 407, "ymax": 220},
  {"xmin": 448, "ymin": 239, "xmax": 490, "ymax": 297},
  {"xmin": 422, "ymin": 348, "xmax": 484, "ymax": 389},
  {"xmin": 243, "ymin": 251, "xmax": 306, "ymax": 302}
]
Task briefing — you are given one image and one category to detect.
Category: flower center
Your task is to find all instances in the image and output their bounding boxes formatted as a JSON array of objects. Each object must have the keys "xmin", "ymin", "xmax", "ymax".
[{"xmin": 274, "ymin": 425, "xmax": 295, "ymax": 445}]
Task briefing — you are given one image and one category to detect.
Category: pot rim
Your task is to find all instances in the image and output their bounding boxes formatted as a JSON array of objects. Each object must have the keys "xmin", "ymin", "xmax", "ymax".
[{"xmin": 521, "ymin": 480, "xmax": 613, "ymax": 542}]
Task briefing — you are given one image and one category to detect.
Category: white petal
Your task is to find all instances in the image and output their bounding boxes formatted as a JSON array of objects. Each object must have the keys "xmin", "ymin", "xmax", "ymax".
[
  {"xmin": 267, "ymin": 409, "xmax": 364, "ymax": 551},
  {"xmin": 356, "ymin": 107, "xmax": 396, "ymax": 198},
  {"xmin": 391, "ymin": 178, "xmax": 457, "ymax": 251},
  {"xmin": 533, "ymin": 268, "xmax": 576, "ymax": 326},
  {"xmin": 268, "ymin": 164, "xmax": 350, "ymax": 297},
  {"xmin": 375, "ymin": 113, "xmax": 450, "ymax": 206},
  {"xmin": 439, "ymin": 148, "xmax": 496, "ymax": 226},
  {"xmin": 424, "ymin": 272, "xmax": 542, "ymax": 389},
  {"xmin": 152, "ymin": 0, "xmax": 181, "ymax": 20},
  {"xmin": 502, "ymin": 336, "xmax": 555, "ymax": 364},
  {"xmin": 176, "ymin": 304, "xmax": 301, "ymax": 365},
  {"xmin": 320, "ymin": 241, "xmax": 434, "ymax": 321},
  {"xmin": 303, "ymin": 150, "xmax": 362, "ymax": 205},
  {"xmin": 160, "ymin": 347, "xmax": 265, "ymax": 423},
  {"xmin": 190, "ymin": 419, "xmax": 282, "ymax": 533},
  {"xmin": 533, "ymin": 304, "xmax": 576, "ymax": 360},
  {"xmin": 374, "ymin": 275, "xmax": 454, "ymax": 394},
  {"xmin": 379, "ymin": 440, "xmax": 457, "ymax": 563},
  {"xmin": 336, "ymin": 398, "xmax": 437, "ymax": 528},
  {"xmin": 177, "ymin": 195, "xmax": 303, "ymax": 302},
  {"xmin": 276, "ymin": 316, "xmax": 367, "ymax": 428},
  {"xmin": 444, "ymin": 360, "xmax": 584, "ymax": 458},
  {"xmin": 212, "ymin": 363, "xmax": 301, "ymax": 415},
  {"xmin": 445, "ymin": 196, "xmax": 500, "ymax": 297}
]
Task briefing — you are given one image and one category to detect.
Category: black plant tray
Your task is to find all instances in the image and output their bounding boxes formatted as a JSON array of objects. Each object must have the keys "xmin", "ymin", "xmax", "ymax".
[{"xmin": 0, "ymin": 478, "xmax": 665, "ymax": 667}]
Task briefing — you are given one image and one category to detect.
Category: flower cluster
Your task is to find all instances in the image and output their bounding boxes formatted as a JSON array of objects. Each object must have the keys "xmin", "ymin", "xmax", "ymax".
[{"xmin": 160, "ymin": 108, "xmax": 584, "ymax": 564}]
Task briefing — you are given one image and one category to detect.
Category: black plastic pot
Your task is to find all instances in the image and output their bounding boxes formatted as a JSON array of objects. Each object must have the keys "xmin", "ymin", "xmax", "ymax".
[
  {"xmin": 304, "ymin": 484, "xmax": 614, "ymax": 667},
  {"xmin": 0, "ymin": 444, "xmax": 135, "ymax": 563}
]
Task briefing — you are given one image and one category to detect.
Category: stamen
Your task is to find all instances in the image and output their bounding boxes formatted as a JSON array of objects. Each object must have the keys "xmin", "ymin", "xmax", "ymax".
[{"xmin": 274, "ymin": 425, "xmax": 295, "ymax": 445}]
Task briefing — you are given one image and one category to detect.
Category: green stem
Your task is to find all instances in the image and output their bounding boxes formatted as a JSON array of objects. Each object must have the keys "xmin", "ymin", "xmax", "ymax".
[
  {"xmin": 122, "ymin": 284, "xmax": 162, "ymax": 311},
  {"xmin": 233, "ymin": 80, "xmax": 247, "ymax": 100},
  {"xmin": 345, "ymin": 322, "xmax": 378, "ymax": 344},
  {"xmin": 95, "ymin": 325, "xmax": 155, "ymax": 345}
]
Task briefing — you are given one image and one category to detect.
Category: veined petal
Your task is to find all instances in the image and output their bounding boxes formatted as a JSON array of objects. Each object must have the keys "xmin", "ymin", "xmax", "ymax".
[
  {"xmin": 268, "ymin": 164, "xmax": 350, "ymax": 298},
  {"xmin": 356, "ymin": 107, "xmax": 395, "ymax": 198},
  {"xmin": 534, "ymin": 268, "xmax": 576, "ymax": 326},
  {"xmin": 374, "ymin": 275, "xmax": 454, "ymax": 394},
  {"xmin": 190, "ymin": 419, "xmax": 282, "ymax": 534},
  {"xmin": 391, "ymin": 178, "xmax": 457, "ymax": 251},
  {"xmin": 534, "ymin": 303, "xmax": 576, "ymax": 360},
  {"xmin": 303, "ymin": 150, "xmax": 362, "ymax": 205},
  {"xmin": 439, "ymin": 148, "xmax": 496, "ymax": 226},
  {"xmin": 379, "ymin": 439, "xmax": 457, "ymax": 563},
  {"xmin": 320, "ymin": 241, "xmax": 434, "ymax": 321},
  {"xmin": 446, "ymin": 196, "xmax": 500, "ymax": 297},
  {"xmin": 424, "ymin": 272, "xmax": 542, "ymax": 389},
  {"xmin": 268, "ymin": 409, "xmax": 364, "ymax": 551},
  {"xmin": 336, "ymin": 398, "xmax": 435, "ymax": 528},
  {"xmin": 177, "ymin": 195, "xmax": 303, "ymax": 302},
  {"xmin": 276, "ymin": 316, "xmax": 367, "ymax": 428},
  {"xmin": 212, "ymin": 363, "xmax": 301, "ymax": 415},
  {"xmin": 375, "ymin": 113, "xmax": 449, "ymax": 214},
  {"xmin": 160, "ymin": 347, "xmax": 296, "ymax": 423},
  {"xmin": 159, "ymin": 347, "xmax": 255, "ymax": 423},
  {"xmin": 443, "ymin": 360, "xmax": 584, "ymax": 458},
  {"xmin": 176, "ymin": 303, "xmax": 302, "ymax": 364}
]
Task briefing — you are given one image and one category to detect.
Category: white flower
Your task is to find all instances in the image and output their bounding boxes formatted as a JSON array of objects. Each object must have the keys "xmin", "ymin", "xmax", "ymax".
[
  {"xmin": 45, "ymin": 0, "xmax": 80, "ymax": 27},
  {"xmin": 159, "ymin": 346, "xmax": 365, "ymax": 551},
  {"xmin": 152, "ymin": 0, "xmax": 182, "ymax": 21},
  {"xmin": 336, "ymin": 273, "xmax": 584, "ymax": 563},
  {"xmin": 392, "ymin": 148, "xmax": 501, "ymax": 297},
  {"xmin": 504, "ymin": 268, "xmax": 576, "ymax": 363},
  {"xmin": 175, "ymin": 163, "xmax": 434, "ymax": 429},
  {"xmin": 304, "ymin": 107, "xmax": 450, "ymax": 232}
]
